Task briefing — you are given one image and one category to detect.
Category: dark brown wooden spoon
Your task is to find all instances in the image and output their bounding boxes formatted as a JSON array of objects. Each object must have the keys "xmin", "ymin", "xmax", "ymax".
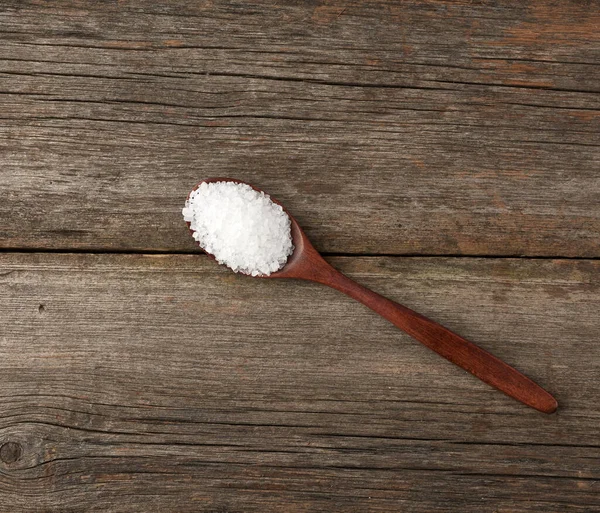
[{"xmin": 186, "ymin": 178, "xmax": 558, "ymax": 414}]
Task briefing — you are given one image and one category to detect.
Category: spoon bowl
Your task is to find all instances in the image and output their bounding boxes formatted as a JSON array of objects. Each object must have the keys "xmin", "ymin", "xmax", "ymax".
[
  {"xmin": 186, "ymin": 178, "xmax": 558, "ymax": 414},
  {"xmin": 186, "ymin": 177, "xmax": 323, "ymax": 280}
]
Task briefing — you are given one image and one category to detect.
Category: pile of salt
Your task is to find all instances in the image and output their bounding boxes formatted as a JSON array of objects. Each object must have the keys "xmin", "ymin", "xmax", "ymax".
[{"xmin": 182, "ymin": 181, "xmax": 294, "ymax": 276}]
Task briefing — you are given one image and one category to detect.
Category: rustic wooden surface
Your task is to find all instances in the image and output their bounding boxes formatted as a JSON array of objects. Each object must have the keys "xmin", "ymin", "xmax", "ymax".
[
  {"xmin": 1, "ymin": 254, "xmax": 599, "ymax": 512},
  {"xmin": 1, "ymin": 0, "xmax": 599, "ymax": 511},
  {"xmin": 1, "ymin": 0, "xmax": 599, "ymax": 256}
]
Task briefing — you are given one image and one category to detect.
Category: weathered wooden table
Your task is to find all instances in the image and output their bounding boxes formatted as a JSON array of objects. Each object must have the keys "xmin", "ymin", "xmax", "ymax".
[{"xmin": 1, "ymin": 1, "xmax": 599, "ymax": 511}]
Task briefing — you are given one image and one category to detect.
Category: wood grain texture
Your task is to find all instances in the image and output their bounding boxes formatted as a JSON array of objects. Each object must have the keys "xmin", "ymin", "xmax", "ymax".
[
  {"xmin": 1, "ymin": 253, "xmax": 598, "ymax": 512},
  {"xmin": 1, "ymin": 1, "xmax": 599, "ymax": 511},
  {"xmin": 1, "ymin": 0, "xmax": 599, "ymax": 256}
]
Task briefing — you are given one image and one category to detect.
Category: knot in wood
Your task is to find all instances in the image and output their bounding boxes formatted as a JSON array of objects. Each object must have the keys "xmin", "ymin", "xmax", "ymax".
[{"xmin": 0, "ymin": 442, "xmax": 22, "ymax": 464}]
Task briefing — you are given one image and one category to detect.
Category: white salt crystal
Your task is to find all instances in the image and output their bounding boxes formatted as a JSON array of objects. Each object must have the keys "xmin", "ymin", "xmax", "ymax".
[{"xmin": 183, "ymin": 181, "xmax": 294, "ymax": 276}]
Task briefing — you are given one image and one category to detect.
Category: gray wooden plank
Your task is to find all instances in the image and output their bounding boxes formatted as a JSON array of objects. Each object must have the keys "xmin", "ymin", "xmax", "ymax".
[
  {"xmin": 1, "ymin": 0, "xmax": 599, "ymax": 256},
  {"xmin": 0, "ymin": 253, "xmax": 598, "ymax": 511}
]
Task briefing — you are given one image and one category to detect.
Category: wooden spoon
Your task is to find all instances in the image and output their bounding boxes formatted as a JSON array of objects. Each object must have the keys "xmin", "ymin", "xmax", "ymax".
[{"xmin": 186, "ymin": 178, "xmax": 558, "ymax": 414}]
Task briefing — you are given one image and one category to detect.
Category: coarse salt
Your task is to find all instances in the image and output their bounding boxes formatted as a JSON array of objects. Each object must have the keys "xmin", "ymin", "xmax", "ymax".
[{"xmin": 183, "ymin": 181, "xmax": 294, "ymax": 276}]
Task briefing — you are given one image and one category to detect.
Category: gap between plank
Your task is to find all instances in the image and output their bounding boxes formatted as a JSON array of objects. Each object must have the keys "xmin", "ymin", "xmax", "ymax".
[{"xmin": 0, "ymin": 247, "xmax": 597, "ymax": 261}]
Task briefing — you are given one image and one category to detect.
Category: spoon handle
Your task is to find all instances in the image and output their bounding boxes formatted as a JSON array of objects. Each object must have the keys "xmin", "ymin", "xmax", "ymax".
[{"xmin": 312, "ymin": 266, "xmax": 557, "ymax": 413}]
